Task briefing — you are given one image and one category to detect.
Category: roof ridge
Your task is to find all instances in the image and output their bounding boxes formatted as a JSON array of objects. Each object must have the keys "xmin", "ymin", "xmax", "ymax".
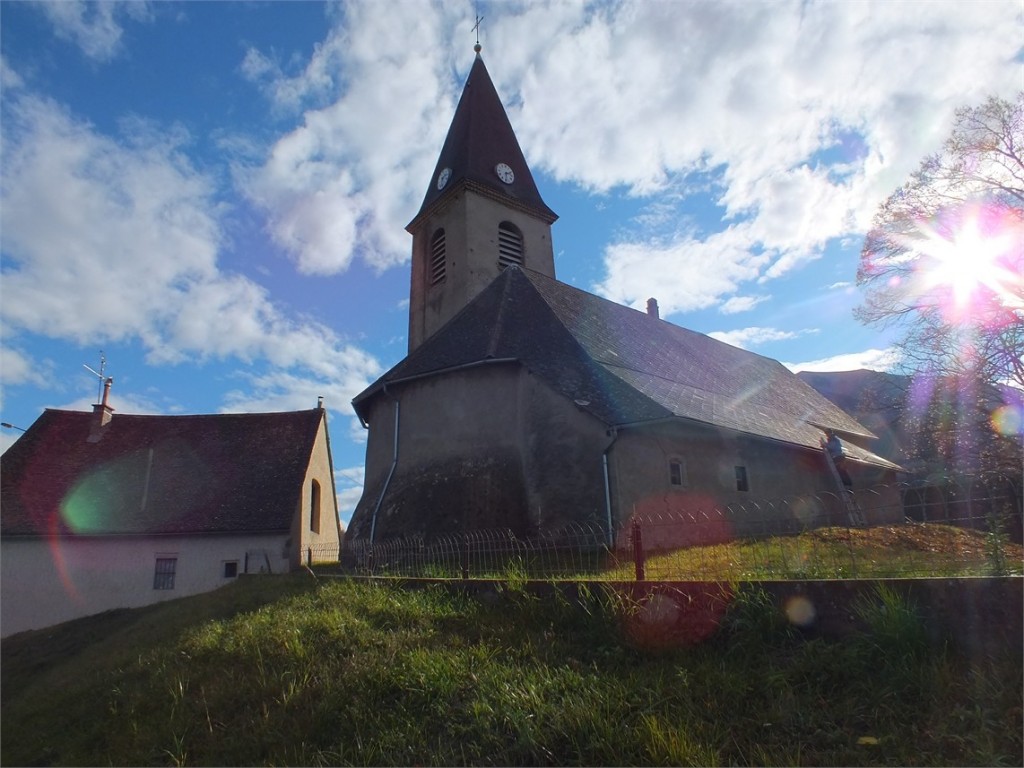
[
  {"xmin": 486, "ymin": 267, "xmax": 519, "ymax": 357},
  {"xmin": 41, "ymin": 408, "xmax": 323, "ymax": 419}
]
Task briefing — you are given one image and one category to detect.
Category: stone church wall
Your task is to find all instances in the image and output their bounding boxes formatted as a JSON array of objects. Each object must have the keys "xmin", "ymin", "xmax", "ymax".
[
  {"xmin": 519, "ymin": 370, "xmax": 612, "ymax": 533},
  {"xmin": 351, "ymin": 364, "xmax": 612, "ymax": 540},
  {"xmin": 609, "ymin": 421, "xmax": 902, "ymax": 547},
  {"xmin": 352, "ymin": 364, "xmax": 530, "ymax": 539},
  {"xmin": 351, "ymin": 368, "xmax": 902, "ymax": 543}
]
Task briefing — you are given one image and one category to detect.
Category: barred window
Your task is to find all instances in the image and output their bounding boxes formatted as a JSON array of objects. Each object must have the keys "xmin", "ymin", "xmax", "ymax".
[
  {"xmin": 154, "ymin": 557, "xmax": 177, "ymax": 590},
  {"xmin": 497, "ymin": 221, "xmax": 524, "ymax": 269},
  {"xmin": 429, "ymin": 228, "xmax": 446, "ymax": 285},
  {"xmin": 223, "ymin": 561, "xmax": 239, "ymax": 579}
]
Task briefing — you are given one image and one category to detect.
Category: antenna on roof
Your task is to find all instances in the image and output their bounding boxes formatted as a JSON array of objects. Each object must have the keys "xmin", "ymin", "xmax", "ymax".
[
  {"xmin": 83, "ymin": 351, "xmax": 107, "ymax": 404},
  {"xmin": 472, "ymin": 5, "xmax": 483, "ymax": 53}
]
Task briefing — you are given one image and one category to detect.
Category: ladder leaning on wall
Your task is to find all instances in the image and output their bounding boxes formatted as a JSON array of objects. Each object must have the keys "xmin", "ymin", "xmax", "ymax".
[{"xmin": 820, "ymin": 438, "xmax": 866, "ymax": 527}]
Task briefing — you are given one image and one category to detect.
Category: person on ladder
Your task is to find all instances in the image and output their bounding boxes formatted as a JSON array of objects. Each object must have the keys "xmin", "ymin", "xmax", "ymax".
[{"xmin": 824, "ymin": 429, "xmax": 853, "ymax": 489}]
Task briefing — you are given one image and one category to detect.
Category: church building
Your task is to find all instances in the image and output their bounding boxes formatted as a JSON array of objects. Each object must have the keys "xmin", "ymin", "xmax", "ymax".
[{"xmin": 347, "ymin": 48, "xmax": 901, "ymax": 545}]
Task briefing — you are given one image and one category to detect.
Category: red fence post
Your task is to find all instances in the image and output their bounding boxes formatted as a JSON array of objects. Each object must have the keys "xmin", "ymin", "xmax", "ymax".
[
  {"xmin": 632, "ymin": 518, "xmax": 646, "ymax": 582},
  {"xmin": 307, "ymin": 547, "xmax": 312, "ymax": 567}
]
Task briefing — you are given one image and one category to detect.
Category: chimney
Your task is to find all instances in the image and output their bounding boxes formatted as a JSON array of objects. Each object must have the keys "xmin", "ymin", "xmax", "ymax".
[
  {"xmin": 88, "ymin": 377, "xmax": 114, "ymax": 442},
  {"xmin": 646, "ymin": 298, "xmax": 660, "ymax": 320},
  {"xmin": 317, "ymin": 395, "xmax": 325, "ymax": 410}
]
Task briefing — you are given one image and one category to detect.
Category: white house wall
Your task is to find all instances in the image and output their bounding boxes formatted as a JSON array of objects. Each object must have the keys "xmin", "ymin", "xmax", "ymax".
[{"xmin": 0, "ymin": 532, "xmax": 290, "ymax": 637}]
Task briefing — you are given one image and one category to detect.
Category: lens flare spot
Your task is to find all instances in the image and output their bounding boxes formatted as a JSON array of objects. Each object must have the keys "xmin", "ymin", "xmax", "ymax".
[
  {"xmin": 784, "ymin": 595, "xmax": 816, "ymax": 627},
  {"xmin": 59, "ymin": 450, "xmax": 155, "ymax": 533},
  {"xmin": 791, "ymin": 496, "xmax": 824, "ymax": 527},
  {"xmin": 991, "ymin": 404, "xmax": 1023, "ymax": 437},
  {"xmin": 620, "ymin": 583, "xmax": 733, "ymax": 650},
  {"xmin": 60, "ymin": 467, "xmax": 123, "ymax": 533}
]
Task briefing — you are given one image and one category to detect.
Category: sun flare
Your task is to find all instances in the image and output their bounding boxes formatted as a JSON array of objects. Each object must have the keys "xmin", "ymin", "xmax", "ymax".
[{"xmin": 908, "ymin": 205, "xmax": 1024, "ymax": 319}]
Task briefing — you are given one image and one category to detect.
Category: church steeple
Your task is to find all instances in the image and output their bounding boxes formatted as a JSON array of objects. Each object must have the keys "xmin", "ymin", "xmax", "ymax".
[
  {"xmin": 405, "ymin": 49, "xmax": 558, "ymax": 353},
  {"xmin": 409, "ymin": 53, "xmax": 557, "ymax": 227}
]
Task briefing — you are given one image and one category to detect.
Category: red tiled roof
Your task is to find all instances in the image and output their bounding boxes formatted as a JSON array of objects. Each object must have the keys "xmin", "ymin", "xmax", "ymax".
[{"xmin": 1, "ymin": 409, "xmax": 324, "ymax": 537}]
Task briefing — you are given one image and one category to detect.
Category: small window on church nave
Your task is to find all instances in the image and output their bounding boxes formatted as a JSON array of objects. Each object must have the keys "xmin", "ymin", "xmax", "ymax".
[
  {"xmin": 429, "ymin": 228, "xmax": 446, "ymax": 285},
  {"xmin": 497, "ymin": 221, "xmax": 524, "ymax": 269},
  {"xmin": 668, "ymin": 458, "xmax": 687, "ymax": 486}
]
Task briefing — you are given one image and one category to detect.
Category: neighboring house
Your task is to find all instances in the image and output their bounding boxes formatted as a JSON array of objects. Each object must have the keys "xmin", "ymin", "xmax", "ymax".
[
  {"xmin": 0, "ymin": 386, "xmax": 341, "ymax": 637},
  {"xmin": 347, "ymin": 49, "xmax": 902, "ymax": 545}
]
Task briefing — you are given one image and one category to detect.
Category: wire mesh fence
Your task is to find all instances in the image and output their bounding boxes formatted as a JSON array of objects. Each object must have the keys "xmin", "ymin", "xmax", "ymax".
[
  {"xmin": 323, "ymin": 522, "xmax": 613, "ymax": 579},
  {"xmin": 309, "ymin": 474, "xmax": 1022, "ymax": 581}
]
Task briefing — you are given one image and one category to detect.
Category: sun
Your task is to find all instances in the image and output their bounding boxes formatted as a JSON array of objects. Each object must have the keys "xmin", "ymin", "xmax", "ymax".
[{"xmin": 910, "ymin": 204, "xmax": 1024, "ymax": 320}]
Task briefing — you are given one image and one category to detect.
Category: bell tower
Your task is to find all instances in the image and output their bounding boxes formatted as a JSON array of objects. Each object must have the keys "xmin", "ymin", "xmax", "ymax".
[{"xmin": 406, "ymin": 48, "xmax": 558, "ymax": 353}]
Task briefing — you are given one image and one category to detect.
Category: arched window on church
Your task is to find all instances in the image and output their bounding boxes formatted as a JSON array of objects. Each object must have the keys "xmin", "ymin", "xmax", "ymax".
[
  {"xmin": 429, "ymin": 228, "xmax": 446, "ymax": 285},
  {"xmin": 310, "ymin": 479, "xmax": 322, "ymax": 534},
  {"xmin": 497, "ymin": 221, "xmax": 524, "ymax": 269}
]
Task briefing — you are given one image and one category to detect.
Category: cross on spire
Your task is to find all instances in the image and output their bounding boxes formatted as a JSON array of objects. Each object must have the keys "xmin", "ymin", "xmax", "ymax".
[{"xmin": 472, "ymin": 10, "xmax": 483, "ymax": 53}]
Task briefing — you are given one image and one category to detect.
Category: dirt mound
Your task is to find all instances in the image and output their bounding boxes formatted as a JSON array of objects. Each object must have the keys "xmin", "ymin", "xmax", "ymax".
[{"xmin": 809, "ymin": 523, "xmax": 1024, "ymax": 559}]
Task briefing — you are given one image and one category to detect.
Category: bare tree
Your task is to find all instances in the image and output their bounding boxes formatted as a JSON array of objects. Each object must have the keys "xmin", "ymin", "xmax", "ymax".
[{"xmin": 856, "ymin": 93, "xmax": 1024, "ymax": 389}]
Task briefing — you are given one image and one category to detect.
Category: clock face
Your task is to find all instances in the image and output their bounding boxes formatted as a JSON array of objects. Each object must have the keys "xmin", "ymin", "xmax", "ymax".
[
  {"xmin": 437, "ymin": 167, "xmax": 452, "ymax": 190},
  {"xmin": 495, "ymin": 163, "xmax": 515, "ymax": 184}
]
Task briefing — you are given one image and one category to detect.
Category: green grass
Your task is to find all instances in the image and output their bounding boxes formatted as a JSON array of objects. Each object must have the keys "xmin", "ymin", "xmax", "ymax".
[
  {"xmin": 630, "ymin": 524, "xmax": 1024, "ymax": 580},
  {"xmin": 334, "ymin": 524, "xmax": 1024, "ymax": 581},
  {"xmin": 2, "ymin": 574, "xmax": 1020, "ymax": 766}
]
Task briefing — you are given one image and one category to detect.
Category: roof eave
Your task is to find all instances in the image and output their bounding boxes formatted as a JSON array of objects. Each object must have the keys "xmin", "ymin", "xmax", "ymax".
[{"xmin": 407, "ymin": 178, "xmax": 558, "ymax": 234}]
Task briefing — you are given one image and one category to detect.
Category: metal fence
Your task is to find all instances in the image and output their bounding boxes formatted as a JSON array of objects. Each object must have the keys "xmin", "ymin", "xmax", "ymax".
[{"xmin": 307, "ymin": 474, "xmax": 1022, "ymax": 581}]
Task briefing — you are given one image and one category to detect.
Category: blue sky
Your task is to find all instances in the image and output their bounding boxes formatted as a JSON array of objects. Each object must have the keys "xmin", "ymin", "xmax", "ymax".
[{"xmin": 2, "ymin": 0, "xmax": 1021, "ymax": 524}]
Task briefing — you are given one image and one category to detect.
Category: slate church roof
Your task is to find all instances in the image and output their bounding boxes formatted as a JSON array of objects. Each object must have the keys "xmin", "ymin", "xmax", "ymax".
[
  {"xmin": 354, "ymin": 267, "xmax": 900, "ymax": 468},
  {"xmin": 1, "ymin": 409, "xmax": 326, "ymax": 537},
  {"xmin": 410, "ymin": 53, "xmax": 556, "ymax": 226}
]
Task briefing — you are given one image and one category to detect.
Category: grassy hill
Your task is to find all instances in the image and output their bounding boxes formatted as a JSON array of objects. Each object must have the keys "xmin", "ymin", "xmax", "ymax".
[{"xmin": 3, "ymin": 571, "xmax": 1021, "ymax": 766}]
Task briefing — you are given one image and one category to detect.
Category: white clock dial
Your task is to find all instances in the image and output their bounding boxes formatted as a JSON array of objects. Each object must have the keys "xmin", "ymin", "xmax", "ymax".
[
  {"xmin": 437, "ymin": 167, "xmax": 452, "ymax": 190},
  {"xmin": 495, "ymin": 163, "xmax": 515, "ymax": 184}
]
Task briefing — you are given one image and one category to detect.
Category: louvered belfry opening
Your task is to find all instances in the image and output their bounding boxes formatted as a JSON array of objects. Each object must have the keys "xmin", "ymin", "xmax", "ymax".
[
  {"xmin": 429, "ymin": 228, "xmax": 446, "ymax": 284},
  {"xmin": 497, "ymin": 221, "xmax": 524, "ymax": 269}
]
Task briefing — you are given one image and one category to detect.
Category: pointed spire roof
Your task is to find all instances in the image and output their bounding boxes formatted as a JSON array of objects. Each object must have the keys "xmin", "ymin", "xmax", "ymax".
[{"xmin": 410, "ymin": 52, "xmax": 557, "ymax": 228}]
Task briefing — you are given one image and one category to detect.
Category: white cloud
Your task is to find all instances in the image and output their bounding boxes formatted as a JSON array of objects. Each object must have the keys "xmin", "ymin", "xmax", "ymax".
[
  {"xmin": 2, "ymin": 96, "xmax": 220, "ymax": 344},
  {"xmin": 220, "ymin": 362, "xmax": 379, "ymax": 417},
  {"xmin": 785, "ymin": 347, "xmax": 900, "ymax": 373},
  {"xmin": 0, "ymin": 345, "xmax": 52, "ymax": 389},
  {"xmin": 595, "ymin": 223, "xmax": 769, "ymax": 314},
  {"xmin": 235, "ymin": 0, "xmax": 471, "ymax": 275},
  {"xmin": 231, "ymin": 0, "xmax": 1018, "ymax": 301},
  {"xmin": 0, "ymin": 56, "xmax": 24, "ymax": 90},
  {"xmin": 489, "ymin": 0, "xmax": 1020, "ymax": 311},
  {"xmin": 720, "ymin": 295, "xmax": 769, "ymax": 315},
  {"xmin": 335, "ymin": 465, "xmax": 365, "ymax": 523},
  {"xmin": 0, "ymin": 92, "xmax": 382, "ymax": 410},
  {"xmin": 709, "ymin": 326, "xmax": 812, "ymax": 350},
  {"xmin": 51, "ymin": 389, "xmax": 165, "ymax": 417},
  {"xmin": 220, "ymin": 363, "xmax": 380, "ymax": 451},
  {"xmin": 38, "ymin": 1, "xmax": 152, "ymax": 62}
]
